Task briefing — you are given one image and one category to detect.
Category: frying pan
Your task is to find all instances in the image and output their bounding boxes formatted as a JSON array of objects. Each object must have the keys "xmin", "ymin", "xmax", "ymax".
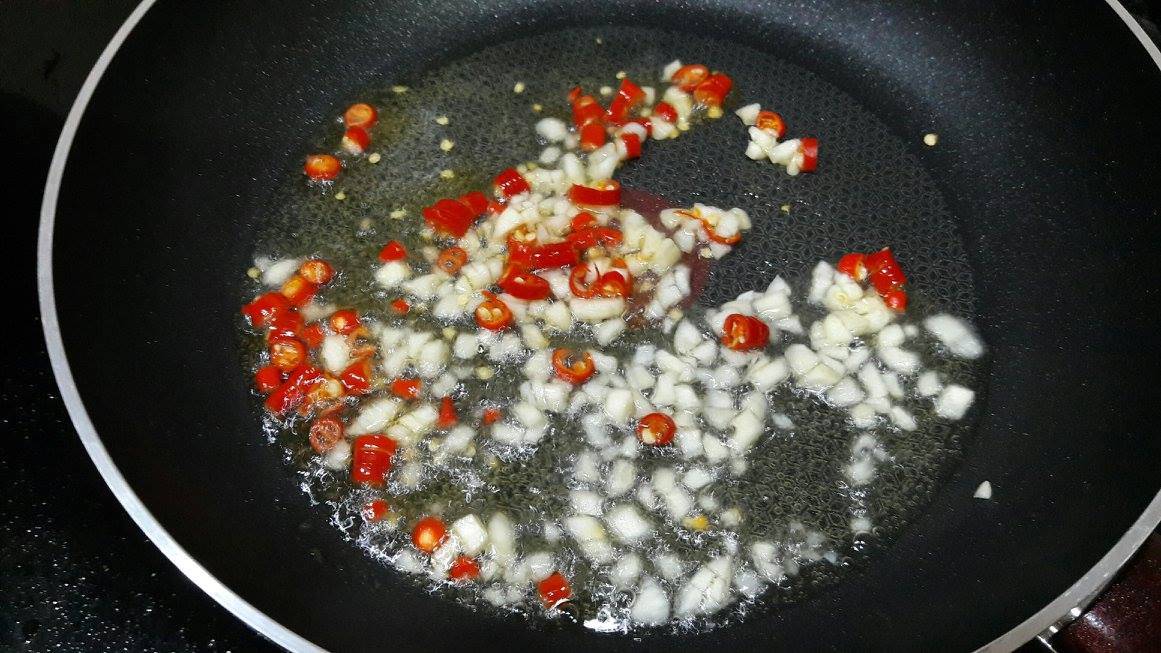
[{"xmin": 37, "ymin": 0, "xmax": 1161, "ymax": 650}]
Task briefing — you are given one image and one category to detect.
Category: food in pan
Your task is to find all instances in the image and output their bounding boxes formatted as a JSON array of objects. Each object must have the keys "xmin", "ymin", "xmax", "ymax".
[{"xmin": 241, "ymin": 56, "xmax": 983, "ymax": 631}]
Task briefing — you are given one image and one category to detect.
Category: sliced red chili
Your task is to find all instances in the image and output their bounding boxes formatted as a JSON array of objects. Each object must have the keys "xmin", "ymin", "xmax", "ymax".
[
  {"xmin": 309, "ymin": 415, "xmax": 344, "ymax": 454},
  {"xmin": 362, "ymin": 499, "xmax": 390, "ymax": 522},
  {"xmin": 390, "ymin": 298, "xmax": 411, "ymax": 315},
  {"xmin": 498, "ymin": 264, "xmax": 552, "ymax": 300},
  {"xmin": 537, "ymin": 571, "xmax": 572, "ymax": 607},
  {"xmin": 493, "ymin": 167, "xmax": 531, "ymax": 199},
  {"xmin": 510, "ymin": 241, "xmax": 580, "ymax": 270},
  {"xmin": 449, "ymin": 555, "xmax": 481, "ymax": 581},
  {"xmin": 266, "ymin": 307, "xmax": 305, "ymax": 340},
  {"xmin": 458, "ymin": 190, "xmax": 489, "ymax": 215},
  {"xmin": 866, "ymin": 248, "xmax": 906, "ymax": 293},
  {"xmin": 567, "ymin": 226, "xmax": 623, "ymax": 251},
  {"xmin": 340, "ymin": 358, "xmax": 373, "ymax": 395},
  {"xmin": 343, "ymin": 103, "xmax": 378, "ymax": 129},
  {"xmin": 595, "ymin": 270, "xmax": 631, "ymax": 298},
  {"xmin": 328, "ymin": 309, "xmax": 361, "ymax": 335},
  {"xmin": 482, "ymin": 407, "xmax": 504, "ymax": 425},
  {"xmin": 303, "ymin": 154, "xmax": 341, "ymax": 181},
  {"xmin": 570, "ymin": 211, "xmax": 599, "ymax": 232},
  {"xmin": 552, "ymin": 348, "xmax": 595, "ymax": 385},
  {"xmin": 254, "ymin": 365, "xmax": 284, "ymax": 394},
  {"xmin": 652, "ymin": 101, "xmax": 678, "ymax": 124},
  {"xmin": 693, "ymin": 72, "xmax": 733, "ymax": 108},
  {"xmin": 301, "ymin": 323, "xmax": 326, "ymax": 348},
  {"xmin": 265, "ymin": 364, "xmax": 323, "ymax": 414},
  {"xmin": 883, "ymin": 289, "xmax": 908, "ymax": 312},
  {"xmin": 341, "ymin": 126, "xmax": 371, "ymax": 155},
  {"xmin": 390, "ymin": 378, "xmax": 422, "ymax": 399},
  {"xmin": 378, "ymin": 240, "xmax": 408, "ymax": 262},
  {"xmin": 411, "ymin": 515, "xmax": 447, "ymax": 554},
  {"xmin": 568, "ymin": 180, "xmax": 622, "ymax": 206},
  {"xmin": 636, "ymin": 412, "xmax": 677, "ymax": 446},
  {"xmin": 568, "ymin": 264, "xmax": 598, "ymax": 299},
  {"xmin": 721, "ymin": 313, "xmax": 770, "ymax": 351},
  {"xmin": 571, "ymin": 94, "xmax": 604, "ymax": 129},
  {"xmin": 351, "ymin": 434, "xmax": 398, "ymax": 487},
  {"xmin": 242, "ymin": 292, "xmax": 292, "ymax": 328},
  {"xmin": 847, "ymin": 250, "xmax": 876, "ymax": 272},
  {"xmin": 436, "ymin": 246, "xmax": 469, "ymax": 275},
  {"xmin": 579, "ymin": 121, "xmax": 607, "ymax": 152},
  {"xmin": 606, "ymin": 77, "xmax": 646, "ymax": 123},
  {"xmin": 671, "ymin": 64, "xmax": 709, "ymax": 92},
  {"xmin": 474, "ymin": 291, "xmax": 514, "ymax": 331},
  {"xmin": 269, "ymin": 336, "xmax": 307, "ymax": 371},
  {"xmin": 280, "ymin": 274, "xmax": 318, "ymax": 306},
  {"xmin": 799, "ymin": 137, "xmax": 819, "ymax": 172},
  {"xmin": 304, "ymin": 373, "xmax": 342, "ymax": 409},
  {"xmin": 298, "ymin": 259, "xmax": 335, "ymax": 285},
  {"xmin": 836, "ymin": 253, "xmax": 868, "ymax": 281},
  {"xmin": 755, "ymin": 110, "xmax": 787, "ymax": 138},
  {"xmin": 423, "ymin": 198, "xmax": 476, "ymax": 238},
  {"xmin": 437, "ymin": 396, "xmax": 458, "ymax": 429},
  {"xmin": 620, "ymin": 132, "xmax": 642, "ymax": 159},
  {"xmin": 869, "ymin": 271, "xmax": 904, "ymax": 296}
]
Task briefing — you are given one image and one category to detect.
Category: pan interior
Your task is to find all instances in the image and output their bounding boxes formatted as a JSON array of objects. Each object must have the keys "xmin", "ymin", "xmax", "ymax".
[{"xmin": 249, "ymin": 24, "xmax": 982, "ymax": 630}]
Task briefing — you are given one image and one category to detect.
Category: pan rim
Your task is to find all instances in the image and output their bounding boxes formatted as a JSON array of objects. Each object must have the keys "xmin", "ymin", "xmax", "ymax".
[{"xmin": 34, "ymin": 1, "xmax": 1161, "ymax": 651}]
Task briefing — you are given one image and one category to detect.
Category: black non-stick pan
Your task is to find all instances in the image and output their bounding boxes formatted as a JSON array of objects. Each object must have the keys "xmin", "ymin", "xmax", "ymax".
[{"xmin": 38, "ymin": 0, "xmax": 1161, "ymax": 650}]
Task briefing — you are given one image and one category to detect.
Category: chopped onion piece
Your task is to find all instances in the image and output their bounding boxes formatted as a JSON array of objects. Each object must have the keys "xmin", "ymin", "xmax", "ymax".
[
  {"xmin": 889, "ymin": 406, "xmax": 918, "ymax": 431},
  {"xmin": 565, "ymin": 515, "xmax": 614, "ymax": 563},
  {"xmin": 321, "ymin": 440, "xmax": 351, "ymax": 470},
  {"xmin": 605, "ymin": 504, "xmax": 653, "ymax": 543},
  {"xmin": 654, "ymin": 553, "xmax": 685, "ymax": 580},
  {"xmin": 320, "ymin": 334, "xmax": 350, "ymax": 374},
  {"xmin": 570, "ymin": 489, "xmax": 605, "ymax": 516},
  {"xmin": 785, "ymin": 344, "xmax": 819, "ymax": 376},
  {"xmin": 631, "ymin": 576, "xmax": 670, "ymax": 625},
  {"xmin": 487, "ymin": 512, "xmax": 516, "ymax": 565},
  {"xmin": 347, "ymin": 397, "xmax": 402, "ymax": 435},
  {"xmin": 573, "ymin": 450, "xmax": 602, "ymax": 483},
  {"xmin": 683, "ymin": 467, "xmax": 715, "ymax": 491},
  {"xmin": 735, "ymin": 102, "xmax": 761, "ymax": 126},
  {"xmin": 262, "ymin": 258, "xmax": 301, "ymax": 287},
  {"xmin": 535, "ymin": 117, "xmax": 568, "ymax": 142},
  {"xmin": 916, "ymin": 370, "xmax": 943, "ymax": 397},
  {"xmin": 606, "ymin": 459, "xmax": 636, "ymax": 497},
  {"xmin": 934, "ymin": 384, "xmax": 975, "ymax": 420},
  {"xmin": 451, "ymin": 514, "xmax": 488, "ymax": 556},
  {"xmin": 603, "ymin": 388, "xmax": 635, "ymax": 423},
  {"xmin": 675, "ymin": 556, "xmax": 733, "ymax": 617},
  {"xmin": 611, "ymin": 554, "xmax": 643, "ymax": 590},
  {"xmin": 827, "ymin": 377, "xmax": 865, "ymax": 407},
  {"xmin": 594, "ymin": 318, "xmax": 627, "ymax": 346},
  {"xmin": 703, "ymin": 435, "xmax": 730, "ymax": 463},
  {"xmin": 924, "ymin": 314, "xmax": 985, "ymax": 359},
  {"xmin": 878, "ymin": 345, "xmax": 921, "ymax": 375},
  {"xmin": 570, "ymin": 297, "xmax": 627, "ymax": 322}
]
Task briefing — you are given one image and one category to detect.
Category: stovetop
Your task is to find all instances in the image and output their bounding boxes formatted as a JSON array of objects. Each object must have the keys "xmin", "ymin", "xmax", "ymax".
[{"xmin": 1, "ymin": 1, "xmax": 1156, "ymax": 651}]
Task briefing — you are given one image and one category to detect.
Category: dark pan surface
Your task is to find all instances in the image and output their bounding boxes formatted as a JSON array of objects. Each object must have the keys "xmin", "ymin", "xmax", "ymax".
[
  {"xmin": 257, "ymin": 23, "xmax": 984, "ymax": 620},
  {"xmin": 46, "ymin": 0, "xmax": 1161, "ymax": 650}
]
